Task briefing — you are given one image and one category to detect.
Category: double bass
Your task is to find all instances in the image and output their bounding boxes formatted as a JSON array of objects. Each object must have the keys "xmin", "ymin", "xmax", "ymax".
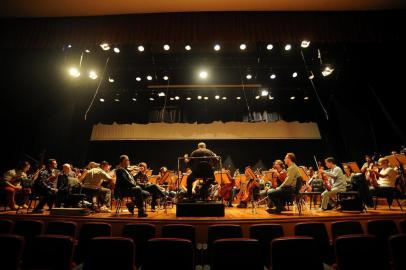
[{"xmin": 238, "ymin": 166, "xmax": 260, "ymax": 203}]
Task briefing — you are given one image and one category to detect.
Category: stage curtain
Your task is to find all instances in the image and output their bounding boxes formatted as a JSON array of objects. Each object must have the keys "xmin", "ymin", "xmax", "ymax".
[{"xmin": 1, "ymin": 11, "xmax": 404, "ymax": 48}]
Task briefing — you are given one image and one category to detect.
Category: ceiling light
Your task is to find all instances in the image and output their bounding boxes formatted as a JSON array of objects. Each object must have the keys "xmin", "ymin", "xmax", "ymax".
[
  {"xmin": 108, "ymin": 77, "xmax": 114, "ymax": 83},
  {"xmin": 186, "ymin": 97, "xmax": 192, "ymax": 100},
  {"xmin": 270, "ymin": 74, "xmax": 276, "ymax": 79},
  {"xmin": 269, "ymin": 96, "xmax": 274, "ymax": 100},
  {"xmin": 214, "ymin": 44, "xmax": 221, "ymax": 51},
  {"xmin": 284, "ymin": 44, "xmax": 292, "ymax": 51},
  {"xmin": 85, "ymin": 49, "xmax": 90, "ymax": 53},
  {"xmin": 266, "ymin": 44, "xmax": 273, "ymax": 50},
  {"xmin": 215, "ymin": 95, "xmax": 220, "ymax": 99},
  {"xmin": 292, "ymin": 72, "xmax": 298, "ymax": 78},
  {"xmin": 114, "ymin": 98, "xmax": 119, "ymax": 102},
  {"xmin": 222, "ymin": 97, "xmax": 227, "ymax": 100},
  {"xmin": 185, "ymin": 45, "xmax": 191, "ymax": 51},
  {"xmin": 236, "ymin": 96, "xmax": 241, "ymax": 100},
  {"xmin": 113, "ymin": 47, "xmax": 120, "ymax": 53},
  {"xmin": 67, "ymin": 44, "xmax": 72, "ymax": 48},
  {"xmin": 255, "ymin": 95, "xmax": 260, "ymax": 99},
  {"xmin": 197, "ymin": 95, "xmax": 202, "ymax": 100},
  {"xmin": 158, "ymin": 92, "xmax": 165, "ymax": 97},
  {"xmin": 304, "ymin": 96, "xmax": 309, "ymax": 100},
  {"xmin": 199, "ymin": 71, "xmax": 208, "ymax": 79},
  {"xmin": 149, "ymin": 97, "xmax": 155, "ymax": 101},
  {"xmin": 136, "ymin": 77, "xmax": 141, "ymax": 81},
  {"xmin": 301, "ymin": 40, "xmax": 310, "ymax": 48},
  {"xmin": 132, "ymin": 98, "xmax": 137, "ymax": 101},
  {"xmin": 204, "ymin": 96, "xmax": 209, "ymax": 100},
  {"xmin": 290, "ymin": 96, "xmax": 296, "ymax": 100},
  {"xmin": 138, "ymin": 45, "xmax": 145, "ymax": 52},
  {"xmin": 261, "ymin": 89, "xmax": 269, "ymax": 96},
  {"xmin": 163, "ymin": 44, "xmax": 170, "ymax": 50},
  {"xmin": 170, "ymin": 97, "xmax": 174, "ymax": 100},
  {"xmin": 99, "ymin": 98, "xmax": 105, "ymax": 102},
  {"xmin": 68, "ymin": 67, "xmax": 80, "ymax": 78},
  {"xmin": 246, "ymin": 74, "xmax": 252, "ymax": 80},
  {"xmin": 163, "ymin": 75, "xmax": 169, "ymax": 80},
  {"xmin": 88, "ymin": 70, "xmax": 98, "ymax": 80},
  {"xmin": 100, "ymin": 43, "xmax": 110, "ymax": 50},
  {"xmin": 147, "ymin": 75, "xmax": 153, "ymax": 81},
  {"xmin": 308, "ymin": 71, "xmax": 314, "ymax": 80},
  {"xmin": 175, "ymin": 96, "xmax": 180, "ymax": 100},
  {"xmin": 240, "ymin": 44, "xmax": 247, "ymax": 50},
  {"xmin": 322, "ymin": 66, "xmax": 334, "ymax": 77}
]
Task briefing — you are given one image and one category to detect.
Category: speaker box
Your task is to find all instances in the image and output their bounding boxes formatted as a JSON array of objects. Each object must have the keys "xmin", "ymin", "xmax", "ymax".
[
  {"xmin": 50, "ymin": 208, "xmax": 91, "ymax": 216},
  {"xmin": 176, "ymin": 201, "xmax": 225, "ymax": 217}
]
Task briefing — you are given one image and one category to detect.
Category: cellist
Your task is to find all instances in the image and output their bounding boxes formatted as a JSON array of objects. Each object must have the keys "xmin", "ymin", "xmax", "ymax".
[{"xmin": 319, "ymin": 157, "xmax": 346, "ymax": 211}]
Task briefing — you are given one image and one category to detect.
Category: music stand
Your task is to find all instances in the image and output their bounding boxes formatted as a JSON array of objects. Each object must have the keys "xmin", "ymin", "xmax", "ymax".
[
  {"xmin": 342, "ymin": 162, "xmax": 361, "ymax": 173},
  {"xmin": 298, "ymin": 167, "xmax": 309, "ymax": 182}
]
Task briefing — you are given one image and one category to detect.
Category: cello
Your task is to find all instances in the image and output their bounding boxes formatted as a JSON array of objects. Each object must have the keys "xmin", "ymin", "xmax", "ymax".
[
  {"xmin": 238, "ymin": 166, "xmax": 260, "ymax": 203},
  {"xmin": 218, "ymin": 169, "xmax": 235, "ymax": 201},
  {"xmin": 314, "ymin": 156, "xmax": 332, "ymax": 191}
]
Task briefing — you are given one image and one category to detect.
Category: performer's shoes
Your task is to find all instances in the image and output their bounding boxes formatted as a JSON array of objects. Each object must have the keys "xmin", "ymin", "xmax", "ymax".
[
  {"xmin": 126, "ymin": 203, "xmax": 135, "ymax": 215},
  {"xmin": 138, "ymin": 211, "xmax": 148, "ymax": 218},
  {"xmin": 237, "ymin": 203, "xmax": 247, "ymax": 208},
  {"xmin": 266, "ymin": 208, "xmax": 282, "ymax": 214}
]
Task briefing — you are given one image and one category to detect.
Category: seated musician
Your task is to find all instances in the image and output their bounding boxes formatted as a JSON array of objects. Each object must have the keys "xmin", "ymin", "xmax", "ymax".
[
  {"xmin": 134, "ymin": 162, "xmax": 167, "ymax": 211},
  {"xmin": 361, "ymin": 154, "xmax": 374, "ymax": 173},
  {"xmin": 1, "ymin": 161, "xmax": 31, "ymax": 210},
  {"xmin": 185, "ymin": 142, "xmax": 217, "ymax": 201},
  {"xmin": 267, "ymin": 153, "xmax": 300, "ymax": 214},
  {"xmin": 226, "ymin": 169, "xmax": 241, "ymax": 207},
  {"xmin": 369, "ymin": 157, "xmax": 399, "ymax": 206},
  {"xmin": 32, "ymin": 159, "xmax": 59, "ymax": 213},
  {"xmin": 115, "ymin": 155, "xmax": 147, "ymax": 217},
  {"xmin": 343, "ymin": 164, "xmax": 354, "ymax": 190},
  {"xmin": 81, "ymin": 161, "xmax": 113, "ymax": 213},
  {"xmin": 319, "ymin": 157, "xmax": 346, "ymax": 211},
  {"xmin": 157, "ymin": 167, "xmax": 176, "ymax": 198},
  {"xmin": 55, "ymin": 163, "xmax": 81, "ymax": 207},
  {"xmin": 260, "ymin": 160, "xmax": 286, "ymax": 208}
]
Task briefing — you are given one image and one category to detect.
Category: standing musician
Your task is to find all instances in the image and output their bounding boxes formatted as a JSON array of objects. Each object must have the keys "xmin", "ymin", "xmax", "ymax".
[
  {"xmin": 267, "ymin": 153, "xmax": 300, "ymax": 214},
  {"xmin": 134, "ymin": 162, "xmax": 167, "ymax": 211},
  {"xmin": 115, "ymin": 155, "xmax": 147, "ymax": 217},
  {"xmin": 319, "ymin": 157, "xmax": 346, "ymax": 211},
  {"xmin": 185, "ymin": 142, "xmax": 218, "ymax": 201}
]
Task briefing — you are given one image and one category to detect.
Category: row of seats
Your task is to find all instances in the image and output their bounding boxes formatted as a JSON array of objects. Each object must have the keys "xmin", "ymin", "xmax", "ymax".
[{"xmin": 1, "ymin": 218, "xmax": 406, "ymax": 269}]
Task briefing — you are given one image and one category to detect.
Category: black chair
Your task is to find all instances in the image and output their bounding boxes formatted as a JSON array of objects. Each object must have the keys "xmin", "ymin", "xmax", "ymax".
[
  {"xmin": 399, "ymin": 219, "xmax": 406, "ymax": 233},
  {"xmin": 22, "ymin": 235, "xmax": 74, "ymax": 270},
  {"xmin": 84, "ymin": 237, "xmax": 135, "ymax": 270},
  {"xmin": 75, "ymin": 222, "xmax": 112, "ymax": 264},
  {"xmin": 367, "ymin": 219, "xmax": 399, "ymax": 260},
  {"xmin": 335, "ymin": 235, "xmax": 390, "ymax": 270},
  {"xmin": 249, "ymin": 224, "xmax": 284, "ymax": 267},
  {"xmin": 294, "ymin": 222, "xmax": 334, "ymax": 264},
  {"xmin": 46, "ymin": 220, "xmax": 77, "ymax": 238},
  {"xmin": 271, "ymin": 236, "xmax": 324, "ymax": 270},
  {"xmin": 144, "ymin": 238, "xmax": 194, "ymax": 270},
  {"xmin": 0, "ymin": 218, "xmax": 14, "ymax": 233},
  {"xmin": 389, "ymin": 234, "xmax": 406, "ymax": 270},
  {"xmin": 13, "ymin": 219, "xmax": 44, "ymax": 240},
  {"xmin": 211, "ymin": 238, "xmax": 262, "ymax": 270},
  {"xmin": 373, "ymin": 179, "xmax": 403, "ymax": 211},
  {"xmin": 336, "ymin": 190, "xmax": 367, "ymax": 212},
  {"xmin": 331, "ymin": 220, "xmax": 364, "ymax": 240},
  {"xmin": 290, "ymin": 176, "xmax": 304, "ymax": 214},
  {"xmin": 122, "ymin": 223, "xmax": 156, "ymax": 268},
  {"xmin": 0, "ymin": 234, "xmax": 24, "ymax": 270},
  {"xmin": 161, "ymin": 224, "xmax": 196, "ymax": 244}
]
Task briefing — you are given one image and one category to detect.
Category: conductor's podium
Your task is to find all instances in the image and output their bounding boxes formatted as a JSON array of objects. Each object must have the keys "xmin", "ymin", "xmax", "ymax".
[{"xmin": 176, "ymin": 201, "xmax": 225, "ymax": 217}]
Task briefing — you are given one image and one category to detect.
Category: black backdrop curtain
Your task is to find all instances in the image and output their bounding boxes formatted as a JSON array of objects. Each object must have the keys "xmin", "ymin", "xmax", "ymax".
[{"xmin": 1, "ymin": 11, "xmax": 405, "ymax": 48}]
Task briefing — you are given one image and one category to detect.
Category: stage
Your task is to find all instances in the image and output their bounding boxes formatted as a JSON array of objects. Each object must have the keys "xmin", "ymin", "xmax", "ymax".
[{"xmin": 1, "ymin": 202, "xmax": 405, "ymax": 243}]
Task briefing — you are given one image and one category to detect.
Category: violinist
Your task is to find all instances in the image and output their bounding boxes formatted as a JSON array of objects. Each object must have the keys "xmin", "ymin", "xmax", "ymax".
[
  {"xmin": 369, "ymin": 157, "xmax": 398, "ymax": 206},
  {"xmin": 343, "ymin": 164, "xmax": 354, "ymax": 190},
  {"xmin": 319, "ymin": 157, "xmax": 346, "ymax": 211},
  {"xmin": 260, "ymin": 160, "xmax": 287, "ymax": 208},
  {"xmin": 361, "ymin": 155, "xmax": 374, "ymax": 174},
  {"xmin": 267, "ymin": 153, "xmax": 300, "ymax": 214},
  {"xmin": 156, "ymin": 167, "xmax": 176, "ymax": 198},
  {"xmin": 32, "ymin": 159, "xmax": 59, "ymax": 213}
]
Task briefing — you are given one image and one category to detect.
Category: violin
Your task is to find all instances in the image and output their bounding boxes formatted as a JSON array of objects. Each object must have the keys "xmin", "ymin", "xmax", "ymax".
[
  {"xmin": 314, "ymin": 155, "xmax": 331, "ymax": 191},
  {"xmin": 238, "ymin": 166, "xmax": 260, "ymax": 203}
]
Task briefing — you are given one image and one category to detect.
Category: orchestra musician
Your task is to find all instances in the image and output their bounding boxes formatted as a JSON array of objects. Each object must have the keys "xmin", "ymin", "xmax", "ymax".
[
  {"xmin": 185, "ymin": 142, "xmax": 217, "ymax": 201},
  {"xmin": 115, "ymin": 155, "xmax": 147, "ymax": 217},
  {"xmin": 260, "ymin": 160, "xmax": 287, "ymax": 209},
  {"xmin": 156, "ymin": 167, "xmax": 177, "ymax": 198},
  {"xmin": 368, "ymin": 157, "xmax": 399, "ymax": 206},
  {"xmin": 319, "ymin": 157, "xmax": 346, "ymax": 211},
  {"xmin": 32, "ymin": 159, "xmax": 59, "ymax": 213},
  {"xmin": 134, "ymin": 162, "xmax": 168, "ymax": 211},
  {"xmin": 267, "ymin": 153, "xmax": 300, "ymax": 214},
  {"xmin": 361, "ymin": 155, "xmax": 374, "ymax": 173},
  {"xmin": 343, "ymin": 164, "xmax": 354, "ymax": 190},
  {"xmin": 1, "ymin": 161, "xmax": 32, "ymax": 210}
]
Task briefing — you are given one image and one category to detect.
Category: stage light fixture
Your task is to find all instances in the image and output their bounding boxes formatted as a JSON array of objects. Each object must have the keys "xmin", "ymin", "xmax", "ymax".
[
  {"xmin": 204, "ymin": 96, "xmax": 209, "ymax": 100},
  {"xmin": 301, "ymin": 40, "xmax": 310, "ymax": 48},
  {"xmin": 214, "ymin": 44, "xmax": 221, "ymax": 51},
  {"xmin": 163, "ymin": 75, "xmax": 169, "ymax": 80},
  {"xmin": 147, "ymin": 75, "xmax": 153, "ymax": 81},
  {"xmin": 88, "ymin": 70, "xmax": 98, "ymax": 80},
  {"xmin": 108, "ymin": 77, "xmax": 114, "ymax": 83},
  {"xmin": 138, "ymin": 45, "xmax": 145, "ymax": 52},
  {"xmin": 197, "ymin": 95, "xmax": 202, "ymax": 100},
  {"xmin": 308, "ymin": 71, "xmax": 314, "ymax": 80},
  {"xmin": 261, "ymin": 89, "xmax": 269, "ymax": 96},
  {"xmin": 114, "ymin": 98, "xmax": 120, "ymax": 102},
  {"xmin": 304, "ymin": 96, "xmax": 309, "ymax": 100},
  {"xmin": 290, "ymin": 96, "xmax": 296, "ymax": 100},
  {"xmin": 215, "ymin": 95, "xmax": 220, "ymax": 99},
  {"xmin": 269, "ymin": 96, "xmax": 274, "ymax": 100},
  {"xmin": 132, "ymin": 98, "xmax": 137, "ymax": 101},
  {"xmin": 186, "ymin": 97, "xmax": 192, "ymax": 100},
  {"xmin": 246, "ymin": 74, "xmax": 252, "ymax": 80},
  {"xmin": 199, "ymin": 70, "xmax": 208, "ymax": 79},
  {"xmin": 185, "ymin": 45, "xmax": 191, "ymax": 51},
  {"xmin": 68, "ymin": 67, "xmax": 80, "ymax": 78},
  {"xmin": 100, "ymin": 43, "xmax": 110, "ymax": 50},
  {"xmin": 284, "ymin": 44, "xmax": 292, "ymax": 51},
  {"xmin": 255, "ymin": 95, "xmax": 260, "ymax": 99},
  {"xmin": 222, "ymin": 97, "xmax": 227, "ymax": 100},
  {"xmin": 163, "ymin": 44, "xmax": 170, "ymax": 50},
  {"xmin": 99, "ymin": 98, "xmax": 105, "ymax": 102},
  {"xmin": 236, "ymin": 96, "xmax": 241, "ymax": 100},
  {"xmin": 240, "ymin": 44, "xmax": 247, "ymax": 50},
  {"xmin": 270, "ymin": 73, "xmax": 276, "ymax": 79},
  {"xmin": 292, "ymin": 72, "xmax": 298, "ymax": 78},
  {"xmin": 175, "ymin": 96, "xmax": 180, "ymax": 100},
  {"xmin": 67, "ymin": 44, "xmax": 72, "ymax": 48},
  {"xmin": 267, "ymin": 44, "xmax": 273, "ymax": 50},
  {"xmin": 113, "ymin": 47, "xmax": 120, "ymax": 53},
  {"xmin": 158, "ymin": 92, "xmax": 165, "ymax": 97},
  {"xmin": 85, "ymin": 49, "xmax": 90, "ymax": 53},
  {"xmin": 170, "ymin": 97, "xmax": 174, "ymax": 100},
  {"xmin": 136, "ymin": 77, "xmax": 141, "ymax": 81},
  {"xmin": 322, "ymin": 66, "xmax": 334, "ymax": 77},
  {"xmin": 149, "ymin": 97, "xmax": 155, "ymax": 101}
]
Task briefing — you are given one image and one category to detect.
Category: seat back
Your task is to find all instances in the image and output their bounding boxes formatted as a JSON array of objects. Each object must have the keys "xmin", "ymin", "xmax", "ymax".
[
  {"xmin": 208, "ymin": 224, "xmax": 242, "ymax": 248},
  {"xmin": 46, "ymin": 220, "xmax": 77, "ymax": 238},
  {"xmin": 13, "ymin": 219, "xmax": 44, "ymax": 240},
  {"xmin": 367, "ymin": 219, "xmax": 399, "ymax": 260},
  {"xmin": 331, "ymin": 220, "xmax": 364, "ymax": 240},
  {"xmin": 122, "ymin": 223, "xmax": 156, "ymax": 267},
  {"xmin": 76, "ymin": 222, "xmax": 112, "ymax": 264},
  {"xmin": 161, "ymin": 224, "xmax": 196, "ymax": 244},
  {"xmin": 389, "ymin": 234, "xmax": 406, "ymax": 270},
  {"xmin": 399, "ymin": 219, "xmax": 406, "ymax": 233},
  {"xmin": 0, "ymin": 234, "xmax": 24, "ymax": 270},
  {"xmin": 0, "ymin": 219, "xmax": 14, "ymax": 234},
  {"xmin": 249, "ymin": 224, "xmax": 284, "ymax": 267}
]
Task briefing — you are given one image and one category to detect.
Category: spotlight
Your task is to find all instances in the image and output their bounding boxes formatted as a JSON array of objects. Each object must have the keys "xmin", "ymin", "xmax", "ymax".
[
  {"xmin": 204, "ymin": 96, "xmax": 209, "ymax": 100},
  {"xmin": 322, "ymin": 66, "xmax": 334, "ymax": 77},
  {"xmin": 270, "ymin": 74, "xmax": 276, "ymax": 79},
  {"xmin": 215, "ymin": 95, "xmax": 220, "ymax": 99},
  {"xmin": 163, "ymin": 44, "xmax": 170, "ymax": 51},
  {"xmin": 304, "ymin": 96, "xmax": 309, "ymax": 100},
  {"xmin": 308, "ymin": 71, "xmax": 314, "ymax": 80},
  {"xmin": 186, "ymin": 97, "xmax": 192, "ymax": 100},
  {"xmin": 67, "ymin": 44, "xmax": 72, "ymax": 48},
  {"xmin": 269, "ymin": 96, "xmax": 274, "ymax": 100},
  {"xmin": 85, "ymin": 49, "xmax": 90, "ymax": 53},
  {"xmin": 136, "ymin": 77, "xmax": 141, "ymax": 81},
  {"xmin": 158, "ymin": 92, "xmax": 165, "ymax": 97},
  {"xmin": 100, "ymin": 43, "xmax": 110, "ymax": 50},
  {"xmin": 88, "ymin": 70, "xmax": 98, "ymax": 80},
  {"xmin": 147, "ymin": 75, "xmax": 153, "ymax": 81},
  {"xmin": 170, "ymin": 97, "xmax": 174, "ymax": 101},
  {"xmin": 113, "ymin": 47, "xmax": 120, "ymax": 53},
  {"xmin": 301, "ymin": 40, "xmax": 310, "ymax": 48},
  {"xmin": 246, "ymin": 74, "xmax": 252, "ymax": 80},
  {"xmin": 199, "ymin": 70, "xmax": 208, "ymax": 79},
  {"xmin": 284, "ymin": 44, "xmax": 292, "ymax": 51},
  {"xmin": 114, "ymin": 98, "xmax": 120, "ymax": 102},
  {"xmin": 290, "ymin": 96, "xmax": 296, "ymax": 100},
  {"xmin": 163, "ymin": 75, "xmax": 169, "ymax": 81},
  {"xmin": 261, "ymin": 89, "xmax": 269, "ymax": 96},
  {"xmin": 255, "ymin": 95, "xmax": 260, "ymax": 99},
  {"xmin": 68, "ymin": 67, "xmax": 80, "ymax": 78},
  {"xmin": 292, "ymin": 72, "xmax": 298, "ymax": 78},
  {"xmin": 132, "ymin": 98, "xmax": 137, "ymax": 101},
  {"xmin": 266, "ymin": 44, "xmax": 273, "ymax": 50},
  {"xmin": 108, "ymin": 77, "xmax": 114, "ymax": 83},
  {"xmin": 197, "ymin": 95, "xmax": 202, "ymax": 100},
  {"xmin": 214, "ymin": 44, "xmax": 221, "ymax": 51},
  {"xmin": 149, "ymin": 97, "xmax": 155, "ymax": 101},
  {"xmin": 99, "ymin": 98, "xmax": 105, "ymax": 102},
  {"xmin": 175, "ymin": 96, "xmax": 180, "ymax": 100},
  {"xmin": 138, "ymin": 45, "xmax": 145, "ymax": 52},
  {"xmin": 236, "ymin": 96, "xmax": 241, "ymax": 100},
  {"xmin": 240, "ymin": 44, "xmax": 247, "ymax": 50},
  {"xmin": 222, "ymin": 97, "xmax": 227, "ymax": 100},
  {"xmin": 185, "ymin": 45, "xmax": 191, "ymax": 51}
]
